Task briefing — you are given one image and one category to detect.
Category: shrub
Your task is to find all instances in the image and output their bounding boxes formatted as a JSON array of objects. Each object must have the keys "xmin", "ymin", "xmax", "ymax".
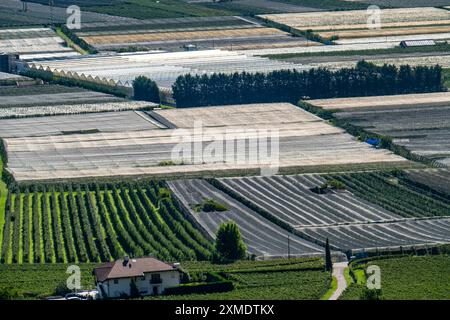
[
  {"xmin": 0, "ymin": 287, "xmax": 21, "ymax": 300},
  {"xmin": 191, "ymin": 199, "xmax": 228, "ymax": 213},
  {"xmin": 54, "ymin": 281, "xmax": 71, "ymax": 297},
  {"xmin": 360, "ymin": 288, "xmax": 383, "ymax": 300},
  {"xmin": 164, "ymin": 281, "xmax": 234, "ymax": 295}
]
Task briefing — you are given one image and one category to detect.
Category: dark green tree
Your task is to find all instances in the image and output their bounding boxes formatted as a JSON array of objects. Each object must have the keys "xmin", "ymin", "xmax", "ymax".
[
  {"xmin": 172, "ymin": 62, "xmax": 445, "ymax": 108},
  {"xmin": 214, "ymin": 221, "xmax": 247, "ymax": 262},
  {"xmin": 360, "ymin": 287, "xmax": 383, "ymax": 300},
  {"xmin": 325, "ymin": 238, "xmax": 333, "ymax": 272},
  {"xmin": 133, "ymin": 75, "xmax": 160, "ymax": 103},
  {"xmin": 129, "ymin": 279, "xmax": 140, "ymax": 298}
]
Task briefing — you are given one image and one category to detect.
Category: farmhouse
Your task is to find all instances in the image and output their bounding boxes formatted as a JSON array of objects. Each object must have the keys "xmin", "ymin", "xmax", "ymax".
[{"xmin": 93, "ymin": 257, "xmax": 181, "ymax": 298}]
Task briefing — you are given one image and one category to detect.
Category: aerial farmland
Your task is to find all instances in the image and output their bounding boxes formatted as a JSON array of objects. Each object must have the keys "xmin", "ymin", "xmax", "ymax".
[
  {"xmin": 0, "ymin": 103, "xmax": 406, "ymax": 182},
  {"xmin": 74, "ymin": 16, "xmax": 319, "ymax": 52},
  {"xmin": 0, "ymin": 0, "xmax": 449, "ymax": 305},
  {"xmin": 307, "ymin": 92, "xmax": 450, "ymax": 166}
]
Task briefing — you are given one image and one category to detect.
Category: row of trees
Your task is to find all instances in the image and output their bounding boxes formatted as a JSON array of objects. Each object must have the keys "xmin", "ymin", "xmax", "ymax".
[
  {"xmin": 0, "ymin": 182, "xmax": 214, "ymax": 264},
  {"xmin": 172, "ymin": 61, "xmax": 445, "ymax": 107}
]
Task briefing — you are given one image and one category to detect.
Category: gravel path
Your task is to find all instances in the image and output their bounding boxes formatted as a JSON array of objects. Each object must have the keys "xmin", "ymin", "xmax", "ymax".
[{"xmin": 329, "ymin": 262, "xmax": 349, "ymax": 300}]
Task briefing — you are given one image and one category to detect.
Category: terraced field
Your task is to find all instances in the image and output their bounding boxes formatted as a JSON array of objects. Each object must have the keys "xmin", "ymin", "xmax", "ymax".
[
  {"xmin": 0, "ymin": 181, "xmax": 213, "ymax": 264},
  {"xmin": 308, "ymin": 93, "xmax": 450, "ymax": 166},
  {"xmin": 168, "ymin": 179, "xmax": 323, "ymax": 259}
]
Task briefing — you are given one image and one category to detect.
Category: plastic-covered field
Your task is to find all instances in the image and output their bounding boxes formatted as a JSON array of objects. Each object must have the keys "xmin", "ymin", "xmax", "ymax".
[
  {"xmin": 214, "ymin": 171, "xmax": 450, "ymax": 251},
  {"xmin": 299, "ymin": 218, "xmax": 450, "ymax": 251},
  {"xmin": 404, "ymin": 169, "xmax": 450, "ymax": 196},
  {"xmin": 297, "ymin": 54, "xmax": 450, "ymax": 71},
  {"xmin": 167, "ymin": 179, "xmax": 323, "ymax": 259},
  {"xmin": 0, "ymin": 28, "xmax": 78, "ymax": 60},
  {"xmin": 0, "ymin": 91, "xmax": 124, "ymax": 108},
  {"xmin": 218, "ymin": 174, "xmax": 401, "ymax": 227},
  {"xmin": 308, "ymin": 93, "xmax": 450, "ymax": 166},
  {"xmin": 259, "ymin": 7, "xmax": 450, "ymax": 30},
  {"xmin": 259, "ymin": 7, "xmax": 450, "ymax": 42},
  {"xmin": 24, "ymin": 50, "xmax": 306, "ymax": 88},
  {"xmin": 1, "ymin": 103, "xmax": 407, "ymax": 182},
  {"xmin": 0, "ymin": 110, "xmax": 157, "ymax": 138}
]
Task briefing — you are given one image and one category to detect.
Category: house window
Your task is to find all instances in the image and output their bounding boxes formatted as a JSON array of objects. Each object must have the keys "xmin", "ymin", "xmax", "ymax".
[
  {"xmin": 113, "ymin": 279, "xmax": 118, "ymax": 284},
  {"xmin": 150, "ymin": 274, "xmax": 161, "ymax": 284}
]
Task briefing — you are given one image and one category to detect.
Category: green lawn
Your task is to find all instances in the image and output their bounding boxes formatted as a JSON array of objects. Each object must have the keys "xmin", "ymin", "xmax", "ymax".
[{"xmin": 340, "ymin": 255, "xmax": 450, "ymax": 300}]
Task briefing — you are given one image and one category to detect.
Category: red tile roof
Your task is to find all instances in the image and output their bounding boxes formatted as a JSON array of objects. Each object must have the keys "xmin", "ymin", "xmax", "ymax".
[{"xmin": 93, "ymin": 257, "xmax": 176, "ymax": 282}]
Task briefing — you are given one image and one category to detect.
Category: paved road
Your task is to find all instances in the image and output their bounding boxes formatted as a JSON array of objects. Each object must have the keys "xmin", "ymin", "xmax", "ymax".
[{"xmin": 329, "ymin": 262, "xmax": 349, "ymax": 301}]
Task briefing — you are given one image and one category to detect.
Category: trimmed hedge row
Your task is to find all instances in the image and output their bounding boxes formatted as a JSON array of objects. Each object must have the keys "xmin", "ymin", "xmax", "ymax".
[{"xmin": 165, "ymin": 280, "xmax": 234, "ymax": 295}]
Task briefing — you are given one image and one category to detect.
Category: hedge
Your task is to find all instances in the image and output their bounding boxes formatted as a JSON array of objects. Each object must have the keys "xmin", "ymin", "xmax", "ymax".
[{"xmin": 164, "ymin": 280, "xmax": 234, "ymax": 295}]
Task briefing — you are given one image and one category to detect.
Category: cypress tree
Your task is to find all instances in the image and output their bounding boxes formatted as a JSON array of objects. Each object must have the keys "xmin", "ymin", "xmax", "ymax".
[{"xmin": 325, "ymin": 238, "xmax": 333, "ymax": 272}]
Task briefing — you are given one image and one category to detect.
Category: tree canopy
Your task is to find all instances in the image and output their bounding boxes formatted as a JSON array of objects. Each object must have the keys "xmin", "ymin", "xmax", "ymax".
[
  {"xmin": 214, "ymin": 221, "xmax": 247, "ymax": 262},
  {"xmin": 133, "ymin": 75, "xmax": 160, "ymax": 103},
  {"xmin": 172, "ymin": 61, "xmax": 445, "ymax": 107}
]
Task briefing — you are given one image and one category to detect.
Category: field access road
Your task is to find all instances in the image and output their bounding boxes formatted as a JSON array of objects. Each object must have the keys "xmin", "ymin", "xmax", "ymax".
[{"xmin": 329, "ymin": 262, "xmax": 349, "ymax": 301}]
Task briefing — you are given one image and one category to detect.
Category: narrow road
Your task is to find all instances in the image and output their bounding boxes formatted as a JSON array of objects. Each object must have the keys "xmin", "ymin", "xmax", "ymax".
[{"xmin": 329, "ymin": 262, "xmax": 349, "ymax": 300}]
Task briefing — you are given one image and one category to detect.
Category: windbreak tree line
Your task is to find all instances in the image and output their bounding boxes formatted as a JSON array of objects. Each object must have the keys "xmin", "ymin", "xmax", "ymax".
[
  {"xmin": 133, "ymin": 75, "xmax": 161, "ymax": 103},
  {"xmin": 172, "ymin": 61, "xmax": 445, "ymax": 107}
]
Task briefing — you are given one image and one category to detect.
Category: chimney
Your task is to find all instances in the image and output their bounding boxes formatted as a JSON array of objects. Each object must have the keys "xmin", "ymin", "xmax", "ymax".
[{"xmin": 123, "ymin": 255, "xmax": 129, "ymax": 267}]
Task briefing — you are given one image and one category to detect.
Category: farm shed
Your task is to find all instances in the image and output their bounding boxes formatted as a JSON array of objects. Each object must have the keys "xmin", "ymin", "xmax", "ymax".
[{"xmin": 399, "ymin": 40, "xmax": 436, "ymax": 48}]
